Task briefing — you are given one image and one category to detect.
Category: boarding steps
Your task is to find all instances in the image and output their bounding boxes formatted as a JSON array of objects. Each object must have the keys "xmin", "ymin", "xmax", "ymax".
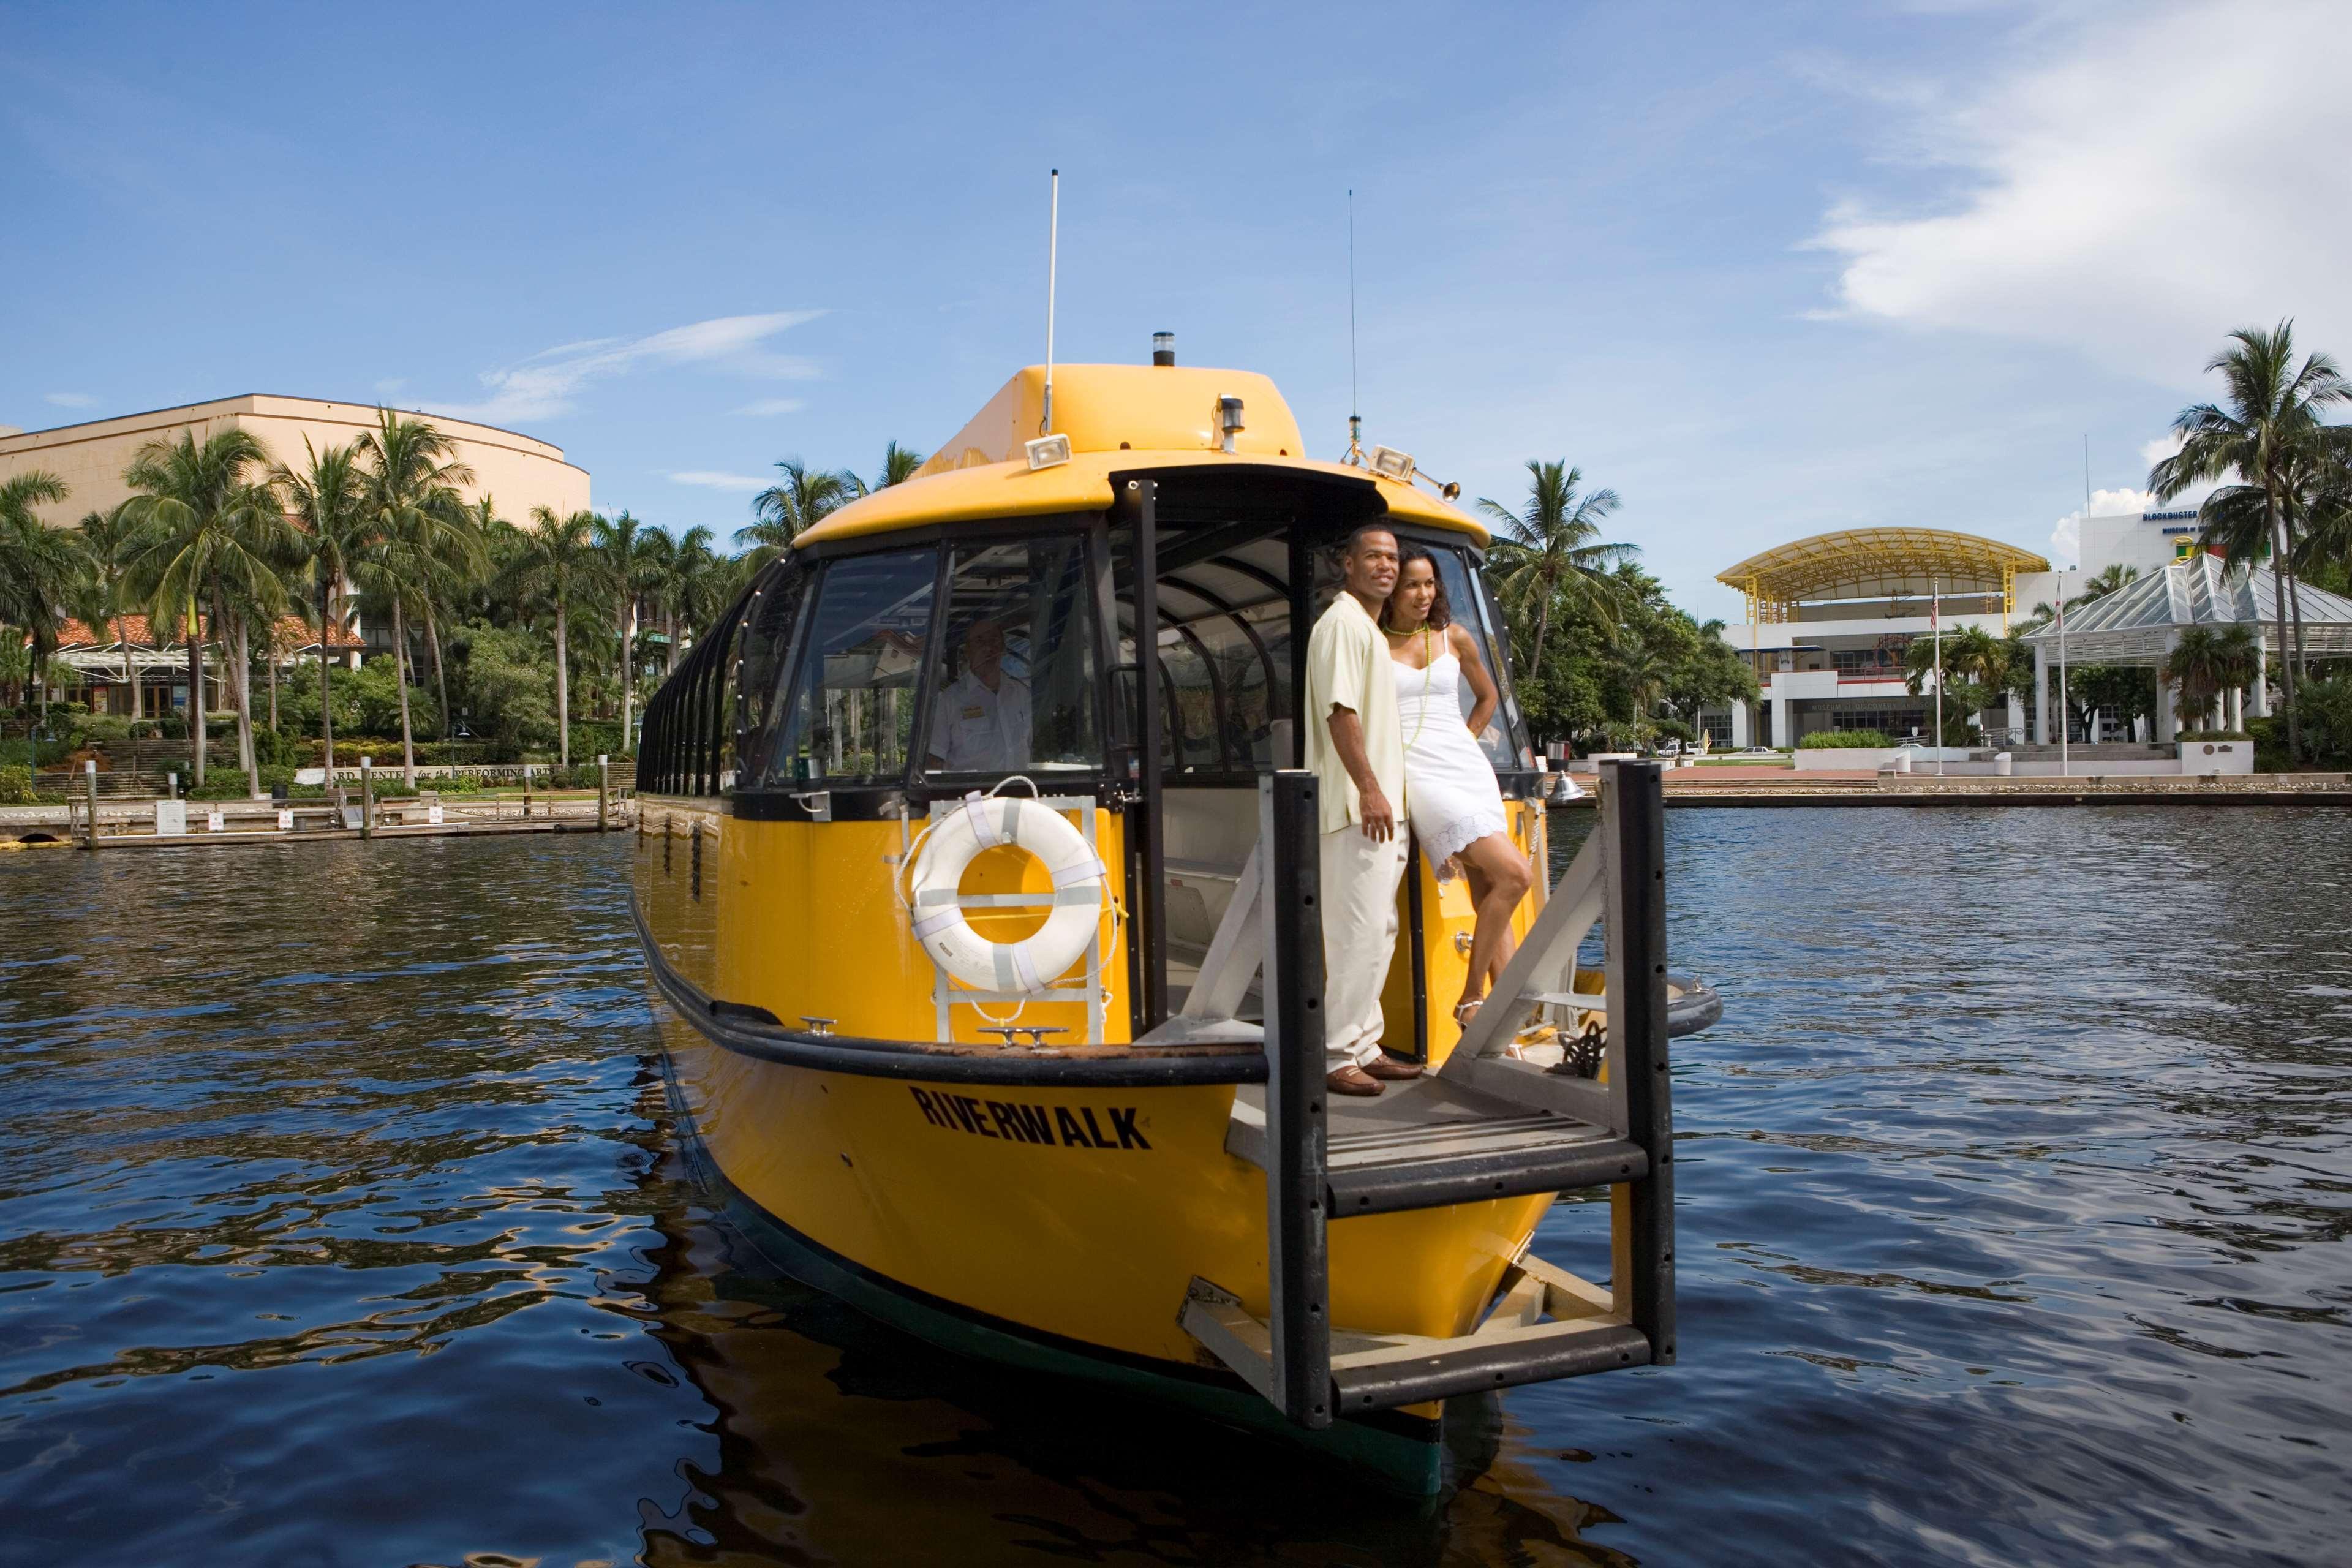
[{"xmin": 1169, "ymin": 763, "xmax": 1681, "ymax": 1428}]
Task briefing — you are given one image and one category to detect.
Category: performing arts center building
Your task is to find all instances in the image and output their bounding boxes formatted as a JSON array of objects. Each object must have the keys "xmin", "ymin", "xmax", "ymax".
[
  {"xmin": 1703, "ymin": 526, "xmax": 2067, "ymax": 750},
  {"xmin": 0, "ymin": 394, "xmax": 590, "ymax": 712}
]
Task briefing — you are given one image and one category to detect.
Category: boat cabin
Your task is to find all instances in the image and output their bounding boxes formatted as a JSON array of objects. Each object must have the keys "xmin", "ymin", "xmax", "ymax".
[{"xmin": 636, "ymin": 362, "xmax": 1544, "ymax": 1054}]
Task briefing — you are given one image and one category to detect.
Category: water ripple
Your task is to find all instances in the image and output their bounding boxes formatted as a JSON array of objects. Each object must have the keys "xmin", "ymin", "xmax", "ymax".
[{"xmin": 0, "ymin": 813, "xmax": 2345, "ymax": 1564}]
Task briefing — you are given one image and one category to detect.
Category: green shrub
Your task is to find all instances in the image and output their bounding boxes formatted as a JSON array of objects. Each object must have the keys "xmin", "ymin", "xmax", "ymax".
[
  {"xmin": 1798, "ymin": 729, "xmax": 1893, "ymax": 749},
  {"xmin": 2247, "ymin": 715, "xmax": 2289, "ymax": 772},
  {"xmin": 0, "ymin": 765, "xmax": 34, "ymax": 805},
  {"xmin": 2175, "ymin": 730, "xmax": 2250, "ymax": 742}
]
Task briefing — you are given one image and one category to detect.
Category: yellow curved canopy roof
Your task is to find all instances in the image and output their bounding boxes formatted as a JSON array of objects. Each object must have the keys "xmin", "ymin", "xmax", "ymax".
[
  {"xmin": 796, "ymin": 364, "xmax": 1485, "ymax": 548},
  {"xmin": 1717, "ymin": 527, "xmax": 2049, "ymax": 605}
]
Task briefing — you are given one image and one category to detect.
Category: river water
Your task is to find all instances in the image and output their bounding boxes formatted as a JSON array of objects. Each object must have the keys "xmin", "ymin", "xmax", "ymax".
[{"xmin": 1, "ymin": 810, "xmax": 2346, "ymax": 1566}]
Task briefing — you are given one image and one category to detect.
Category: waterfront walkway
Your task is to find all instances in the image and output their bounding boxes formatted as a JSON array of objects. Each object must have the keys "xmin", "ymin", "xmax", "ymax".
[
  {"xmin": 1646, "ymin": 771, "xmax": 2352, "ymax": 808},
  {"xmin": 1, "ymin": 792, "xmax": 630, "ymax": 848}
]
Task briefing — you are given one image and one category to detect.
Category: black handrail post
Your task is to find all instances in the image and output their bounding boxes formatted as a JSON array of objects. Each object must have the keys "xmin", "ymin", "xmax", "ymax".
[
  {"xmin": 1602, "ymin": 759, "xmax": 1675, "ymax": 1365},
  {"xmin": 1261, "ymin": 769, "xmax": 1332, "ymax": 1428},
  {"xmin": 1133, "ymin": 478, "xmax": 1169, "ymax": 1030}
]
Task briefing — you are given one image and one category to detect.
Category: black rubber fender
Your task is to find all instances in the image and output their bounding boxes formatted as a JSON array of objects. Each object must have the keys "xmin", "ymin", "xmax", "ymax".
[{"xmin": 1667, "ymin": 974, "xmax": 1722, "ymax": 1037}]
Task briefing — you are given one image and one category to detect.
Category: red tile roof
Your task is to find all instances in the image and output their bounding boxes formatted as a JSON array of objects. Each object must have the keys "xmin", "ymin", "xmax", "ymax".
[{"xmin": 48, "ymin": 614, "xmax": 364, "ymax": 653}]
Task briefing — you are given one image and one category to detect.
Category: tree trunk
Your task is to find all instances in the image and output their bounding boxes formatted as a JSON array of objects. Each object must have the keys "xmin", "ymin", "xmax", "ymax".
[
  {"xmin": 425, "ymin": 598, "xmax": 449, "ymax": 743},
  {"xmin": 118, "ymin": 611, "xmax": 138, "ymax": 720},
  {"xmin": 555, "ymin": 599, "xmax": 571, "ymax": 770},
  {"xmin": 267, "ymin": 627, "xmax": 279, "ymax": 732},
  {"xmin": 620, "ymin": 595, "xmax": 636, "ymax": 758},
  {"xmin": 666, "ymin": 607, "xmax": 679, "ymax": 675},
  {"xmin": 1526, "ymin": 587, "xmax": 1555, "ymax": 746},
  {"xmin": 2288, "ymin": 560, "xmax": 2310, "ymax": 687},
  {"xmin": 2271, "ymin": 494, "xmax": 2301, "ymax": 764},
  {"xmin": 229, "ymin": 606, "xmax": 259, "ymax": 798},
  {"xmin": 319, "ymin": 581, "xmax": 337, "ymax": 789},
  {"xmin": 393, "ymin": 595, "xmax": 416, "ymax": 788},
  {"xmin": 187, "ymin": 600, "xmax": 206, "ymax": 787}
]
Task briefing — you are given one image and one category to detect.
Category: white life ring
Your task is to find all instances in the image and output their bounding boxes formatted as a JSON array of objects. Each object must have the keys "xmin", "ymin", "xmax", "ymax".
[{"xmin": 907, "ymin": 796, "xmax": 1106, "ymax": 993}]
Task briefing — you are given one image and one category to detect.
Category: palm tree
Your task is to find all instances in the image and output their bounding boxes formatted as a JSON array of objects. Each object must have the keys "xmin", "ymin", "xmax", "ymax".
[
  {"xmin": 2150, "ymin": 321, "xmax": 2351, "ymax": 764},
  {"xmin": 2070, "ymin": 564, "xmax": 2139, "ymax": 608},
  {"xmin": 635, "ymin": 526, "xmax": 680, "ymax": 679},
  {"xmin": 740, "ymin": 457, "xmax": 855, "ymax": 569},
  {"xmin": 1607, "ymin": 626, "xmax": 1676, "ymax": 733},
  {"xmin": 593, "ymin": 511, "xmax": 661, "ymax": 756},
  {"xmin": 511, "ymin": 507, "xmax": 600, "ymax": 768},
  {"xmin": 673, "ymin": 527, "xmax": 725, "ymax": 668},
  {"xmin": 276, "ymin": 439, "xmax": 375, "ymax": 786},
  {"xmin": 850, "ymin": 440, "xmax": 926, "ymax": 496},
  {"xmin": 1476, "ymin": 461, "xmax": 1637, "ymax": 677},
  {"xmin": 0, "ymin": 472, "xmax": 85, "ymax": 731},
  {"xmin": 71, "ymin": 503, "xmax": 144, "ymax": 721},
  {"xmin": 356, "ymin": 410, "xmax": 481, "ymax": 787},
  {"xmin": 119, "ymin": 430, "xmax": 290, "ymax": 791},
  {"xmin": 1904, "ymin": 624, "xmax": 2005, "ymax": 741},
  {"xmin": 409, "ymin": 494, "xmax": 499, "ymax": 741},
  {"xmin": 2158, "ymin": 625, "xmax": 2261, "ymax": 732}
]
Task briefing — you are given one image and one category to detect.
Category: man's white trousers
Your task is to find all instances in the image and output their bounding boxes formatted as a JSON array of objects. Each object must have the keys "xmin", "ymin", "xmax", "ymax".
[{"xmin": 1318, "ymin": 826, "xmax": 1408, "ymax": 1073}]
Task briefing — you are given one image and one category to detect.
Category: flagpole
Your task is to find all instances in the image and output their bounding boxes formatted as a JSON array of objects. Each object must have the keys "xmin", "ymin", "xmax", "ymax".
[
  {"xmin": 1933, "ymin": 575, "xmax": 1944, "ymax": 777},
  {"xmin": 2058, "ymin": 584, "xmax": 2070, "ymax": 777}
]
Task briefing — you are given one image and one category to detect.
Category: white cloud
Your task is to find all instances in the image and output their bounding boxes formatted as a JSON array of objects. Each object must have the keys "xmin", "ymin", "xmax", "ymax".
[
  {"xmin": 731, "ymin": 397, "xmax": 807, "ymax": 417},
  {"xmin": 669, "ymin": 470, "xmax": 772, "ymax": 492},
  {"xmin": 44, "ymin": 392, "xmax": 96, "ymax": 408},
  {"xmin": 374, "ymin": 377, "xmax": 407, "ymax": 397},
  {"xmin": 429, "ymin": 311, "xmax": 823, "ymax": 424},
  {"xmin": 1809, "ymin": 1, "xmax": 2352, "ymax": 384}
]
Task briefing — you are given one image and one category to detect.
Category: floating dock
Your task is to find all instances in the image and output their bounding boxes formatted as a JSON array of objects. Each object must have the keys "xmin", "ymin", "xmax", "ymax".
[{"xmin": 2, "ymin": 794, "xmax": 629, "ymax": 848}]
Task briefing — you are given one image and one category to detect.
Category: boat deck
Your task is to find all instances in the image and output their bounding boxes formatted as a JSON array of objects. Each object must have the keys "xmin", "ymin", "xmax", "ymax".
[{"xmin": 1226, "ymin": 1074, "xmax": 1643, "ymax": 1216}]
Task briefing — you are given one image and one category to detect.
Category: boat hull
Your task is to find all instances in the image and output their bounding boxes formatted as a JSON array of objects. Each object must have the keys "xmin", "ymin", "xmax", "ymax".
[
  {"xmin": 652, "ymin": 1039, "xmax": 1476, "ymax": 1492},
  {"xmin": 631, "ymin": 801, "xmax": 1556, "ymax": 1488}
]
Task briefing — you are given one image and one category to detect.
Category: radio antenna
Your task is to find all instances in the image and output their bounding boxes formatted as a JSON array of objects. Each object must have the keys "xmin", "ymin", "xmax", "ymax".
[
  {"xmin": 1346, "ymin": 188, "xmax": 1362, "ymax": 461},
  {"xmin": 1041, "ymin": 169, "xmax": 1059, "ymax": 435}
]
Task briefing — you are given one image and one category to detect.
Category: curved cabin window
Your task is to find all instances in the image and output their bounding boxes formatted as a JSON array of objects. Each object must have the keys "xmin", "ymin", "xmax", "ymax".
[
  {"xmin": 733, "ymin": 559, "xmax": 809, "ymax": 769},
  {"xmin": 1431, "ymin": 545, "xmax": 1531, "ymax": 773},
  {"xmin": 922, "ymin": 538, "xmax": 1103, "ymax": 780},
  {"xmin": 761, "ymin": 549, "xmax": 937, "ymax": 786}
]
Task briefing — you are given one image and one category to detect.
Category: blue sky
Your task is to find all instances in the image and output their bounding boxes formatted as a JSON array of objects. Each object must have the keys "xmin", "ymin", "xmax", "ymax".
[{"xmin": 5, "ymin": 1, "xmax": 2347, "ymax": 620}]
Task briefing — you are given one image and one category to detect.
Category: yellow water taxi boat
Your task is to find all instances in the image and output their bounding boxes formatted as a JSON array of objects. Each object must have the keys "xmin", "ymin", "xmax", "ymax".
[{"xmin": 630, "ymin": 351, "xmax": 1713, "ymax": 1490}]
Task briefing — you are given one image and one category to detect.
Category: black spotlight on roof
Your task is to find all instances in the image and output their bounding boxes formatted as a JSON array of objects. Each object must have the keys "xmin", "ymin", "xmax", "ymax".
[{"xmin": 1152, "ymin": 332, "xmax": 1175, "ymax": 367}]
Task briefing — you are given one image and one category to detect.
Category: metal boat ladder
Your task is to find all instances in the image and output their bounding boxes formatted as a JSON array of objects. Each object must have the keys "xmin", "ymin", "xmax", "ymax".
[{"xmin": 1177, "ymin": 762, "xmax": 1676, "ymax": 1428}]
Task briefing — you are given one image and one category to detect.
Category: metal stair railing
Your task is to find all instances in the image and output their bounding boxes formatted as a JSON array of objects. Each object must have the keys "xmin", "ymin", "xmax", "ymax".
[{"xmin": 1178, "ymin": 761, "xmax": 1676, "ymax": 1428}]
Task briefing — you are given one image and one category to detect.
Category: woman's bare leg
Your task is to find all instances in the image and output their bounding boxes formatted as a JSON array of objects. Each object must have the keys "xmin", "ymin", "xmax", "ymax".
[{"xmin": 1455, "ymin": 832, "xmax": 1534, "ymax": 1010}]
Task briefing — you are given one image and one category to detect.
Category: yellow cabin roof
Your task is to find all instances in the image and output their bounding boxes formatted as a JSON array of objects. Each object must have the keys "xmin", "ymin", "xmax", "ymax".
[
  {"xmin": 1717, "ymin": 527, "xmax": 2049, "ymax": 606},
  {"xmin": 796, "ymin": 364, "xmax": 1485, "ymax": 547}
]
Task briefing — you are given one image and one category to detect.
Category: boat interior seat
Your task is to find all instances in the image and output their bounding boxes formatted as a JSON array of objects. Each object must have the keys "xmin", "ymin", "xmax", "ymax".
[{"xmin": 1161, "ymin": 788, "xmax": 1261, "ymax": 954}]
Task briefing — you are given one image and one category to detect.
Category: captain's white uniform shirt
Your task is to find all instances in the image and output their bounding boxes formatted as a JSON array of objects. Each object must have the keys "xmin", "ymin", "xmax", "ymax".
[{"xmin": 929, "ymin": 670, "xmax": 1031, "ymax": 771}]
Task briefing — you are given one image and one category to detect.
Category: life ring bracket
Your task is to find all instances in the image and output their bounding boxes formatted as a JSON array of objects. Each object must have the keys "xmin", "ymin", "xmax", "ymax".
[{"xmin": 905, "ymin": 791, "xmax": 1113, "ymax": 1045}]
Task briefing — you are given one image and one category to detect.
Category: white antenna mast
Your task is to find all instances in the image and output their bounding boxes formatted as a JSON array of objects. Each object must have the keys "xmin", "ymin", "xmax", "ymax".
[
  {"xmin": 1041, "ymin": 168, "xmax": 1059, "ymax": 435},
  {"xmin": 1346, "ymin": 188, "xmax": 1362, "ymax": 461}
]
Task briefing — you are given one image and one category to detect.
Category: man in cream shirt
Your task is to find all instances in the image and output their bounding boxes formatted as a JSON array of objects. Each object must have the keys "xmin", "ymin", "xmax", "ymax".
[{"xmin": 1303, "ymin": 526, "xmax": 1425, "ymax": 1096}]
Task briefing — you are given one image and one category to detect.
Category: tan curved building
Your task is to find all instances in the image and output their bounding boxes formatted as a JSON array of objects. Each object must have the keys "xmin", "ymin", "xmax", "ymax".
[{"xmin": 0, "ymin": 393, "xmax": 590, "ymax": 528}]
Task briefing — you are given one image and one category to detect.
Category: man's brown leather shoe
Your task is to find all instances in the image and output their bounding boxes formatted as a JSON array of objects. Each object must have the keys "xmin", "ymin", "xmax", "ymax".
[
  {"xmin": 1326, "ymin": 1065, "xmax": 1385, "ymax": 1096},
  {"xmin": 1361, "ymin": 1054, "xmax": 1424, "ymax": 1081}
]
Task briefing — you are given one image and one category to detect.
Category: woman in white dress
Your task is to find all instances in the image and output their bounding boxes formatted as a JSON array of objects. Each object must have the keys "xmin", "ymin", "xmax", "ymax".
[{"xmin": 1382, "ymin": 549, "xmax": 1534, "ymax": 1029}]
